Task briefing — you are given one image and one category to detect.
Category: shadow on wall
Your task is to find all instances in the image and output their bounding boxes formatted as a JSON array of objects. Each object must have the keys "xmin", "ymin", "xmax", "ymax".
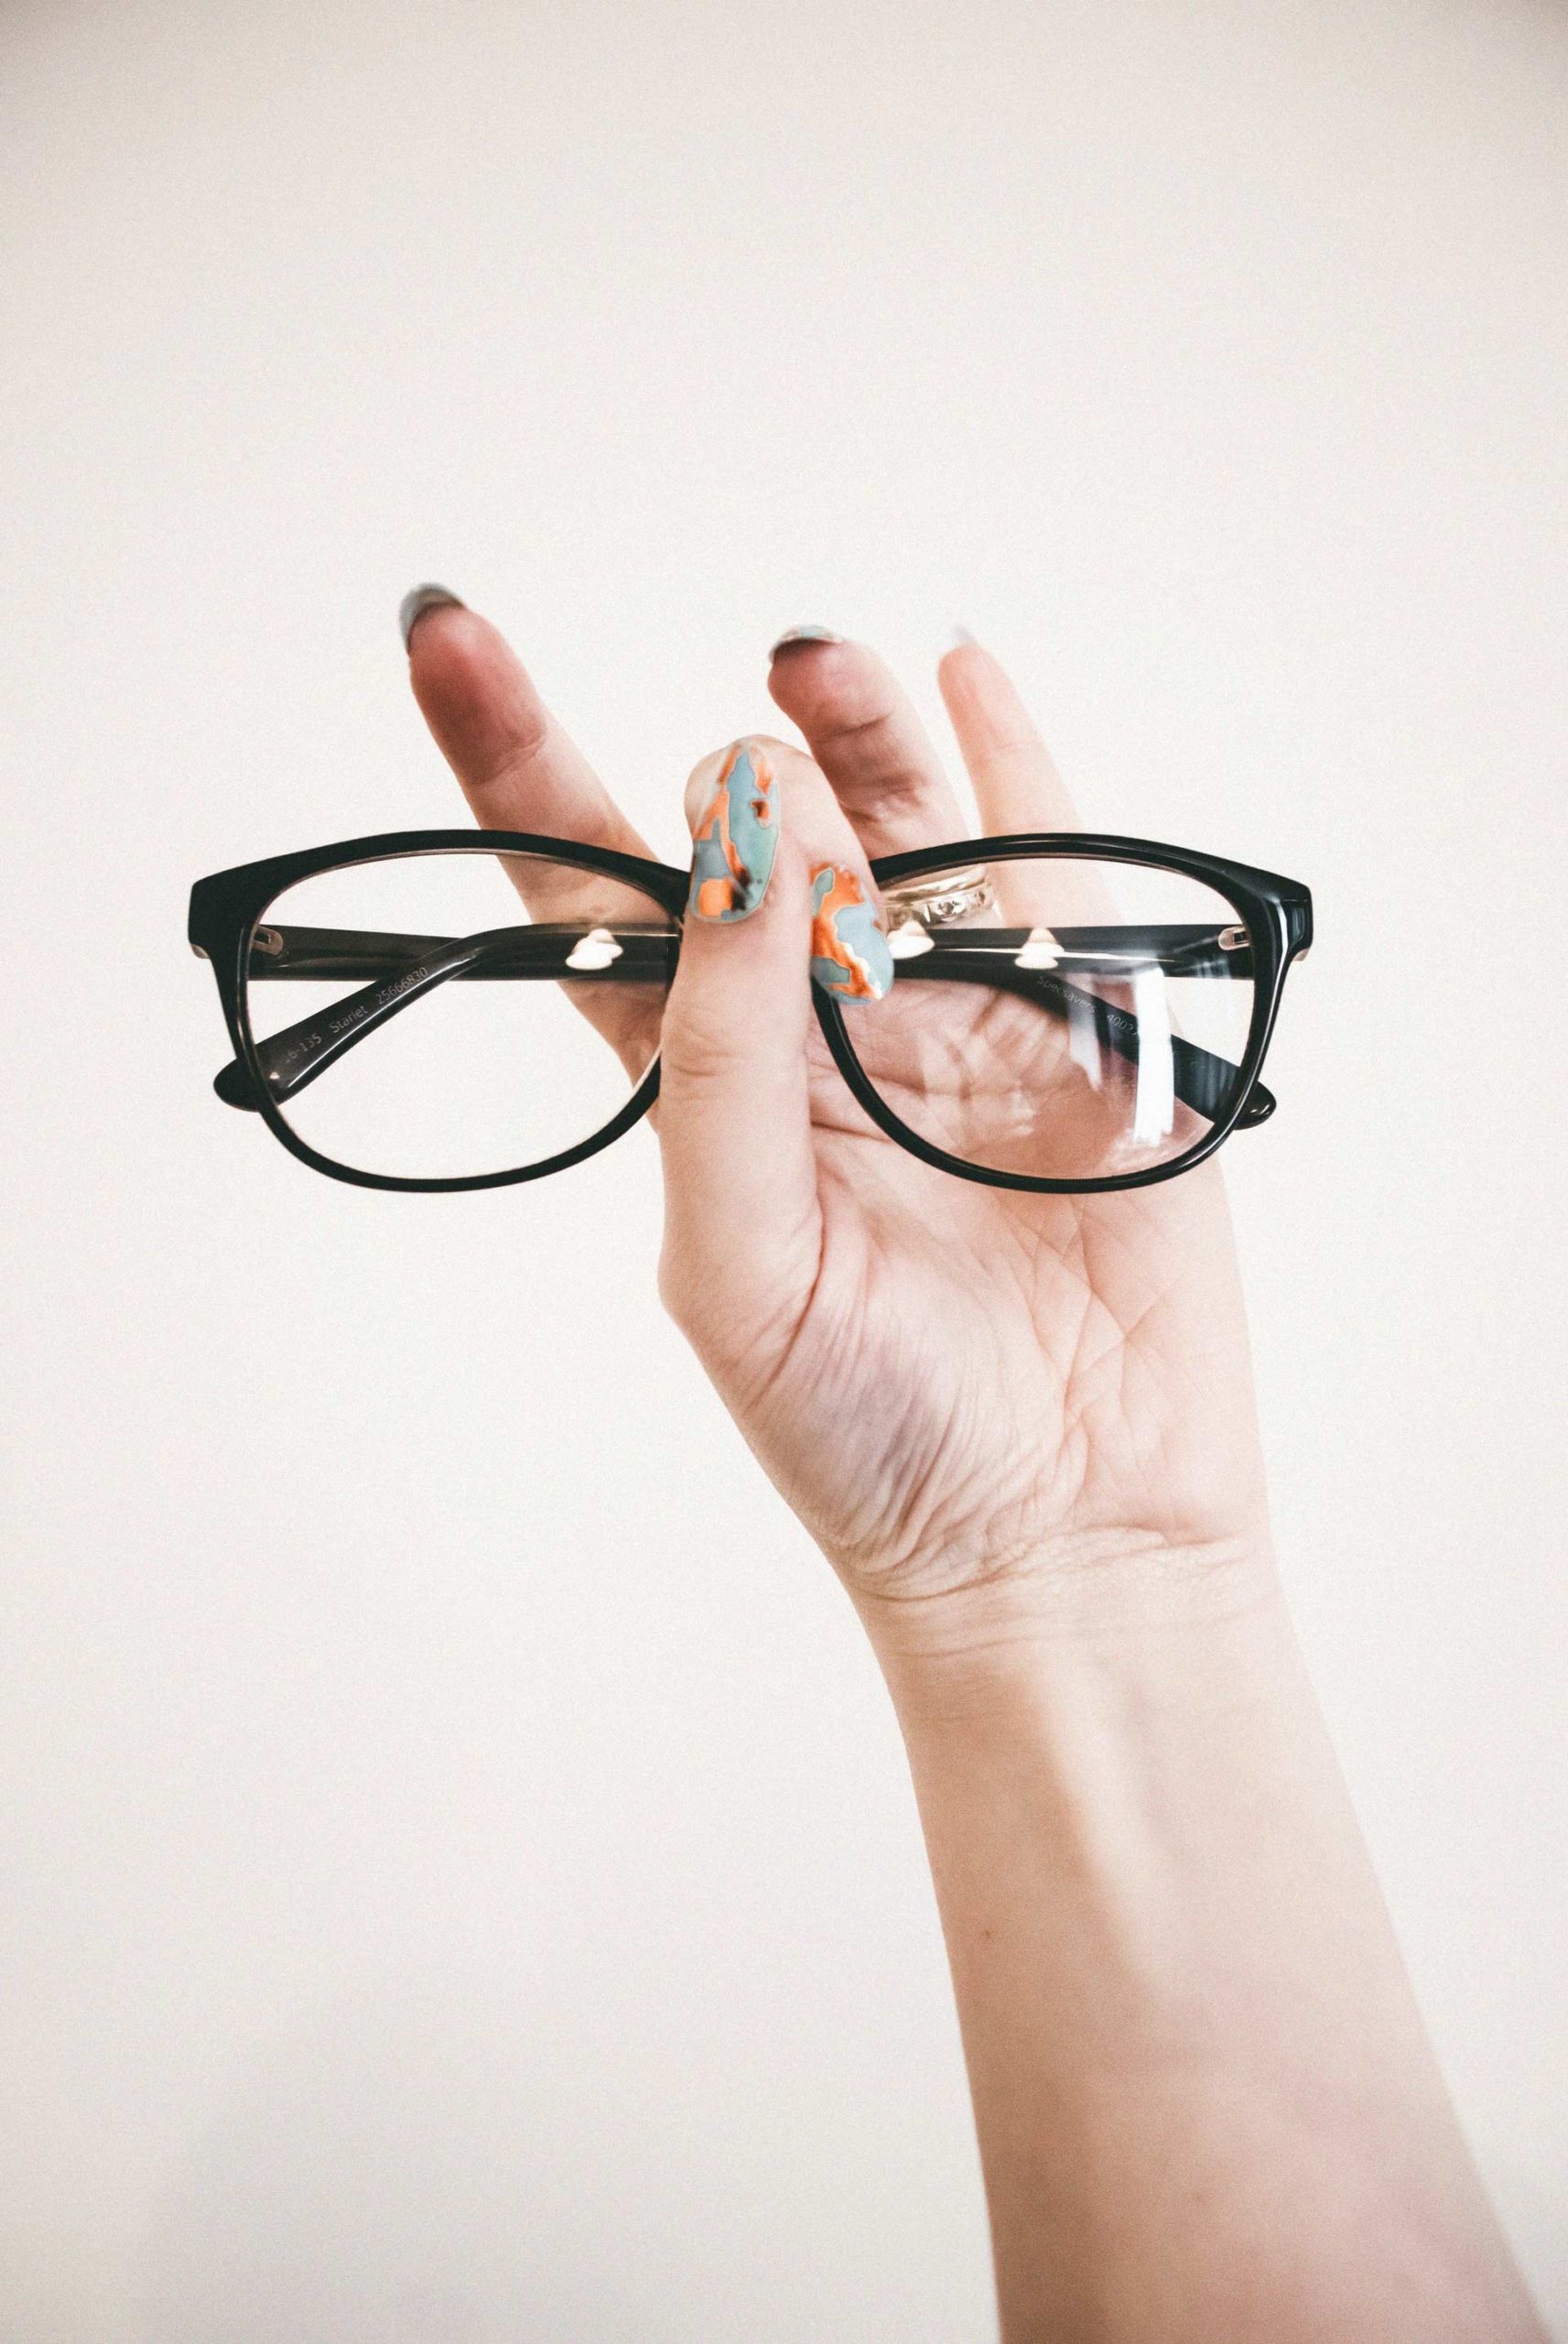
[{"xmin": 133, "ymin": 1966, "xmax": 665, "ymax": 2344}]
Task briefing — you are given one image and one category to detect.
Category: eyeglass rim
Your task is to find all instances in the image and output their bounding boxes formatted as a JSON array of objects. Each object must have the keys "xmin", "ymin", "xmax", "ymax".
[{"xmin": 188, "ymin": 829, "xmax": 1312, "ymax": 1197}]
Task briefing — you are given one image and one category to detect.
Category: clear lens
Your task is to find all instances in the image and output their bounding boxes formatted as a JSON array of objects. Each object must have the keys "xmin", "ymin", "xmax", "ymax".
[
  {"xmin": 245, "ymin": 850, "xmax": 675, "ymax": 1181},
  {"xmin": 847, "ymin": 853, "xmax": 1257, "ymax": 1182}
]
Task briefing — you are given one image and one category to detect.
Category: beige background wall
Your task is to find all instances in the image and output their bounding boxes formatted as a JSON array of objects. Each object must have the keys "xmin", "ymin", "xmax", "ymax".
[{"xmin": 4, "ymin": 0, "xmax": 1565, "ymax": 2334}]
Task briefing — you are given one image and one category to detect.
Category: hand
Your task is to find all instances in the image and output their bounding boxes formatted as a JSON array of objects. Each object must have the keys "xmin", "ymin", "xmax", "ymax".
[{"xmin": 406, "ymin": 602, "xmax": 1271, "ymax": 1646}]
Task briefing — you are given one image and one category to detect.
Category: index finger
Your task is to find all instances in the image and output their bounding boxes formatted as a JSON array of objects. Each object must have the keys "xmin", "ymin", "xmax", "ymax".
[
  {"xmin": 404, "ymin": 587, "xmax": 655, "ymax": 862},
  {"xmin": 402, "ymin": 587, "xmax": 668, "ymax": 1077}
]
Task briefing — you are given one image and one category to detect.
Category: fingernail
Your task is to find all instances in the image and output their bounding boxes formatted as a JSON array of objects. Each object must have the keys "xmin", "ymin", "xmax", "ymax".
[
  {"xmin": 399, "ymin": 583, "xmax": 465, "ymax": 649},
  {"xmin": 685, "ymin": 739, "xmax": 781, "ymax": 922},
  {"xmin": 948, "ymin": 623, "xmax": 979, "ymax": 649},
  {"xmin": 769, "ymin": 624, "xmax": 846, "ymax": 658},
  {"xmin": 809, "ymin": 864, "xmax": 894, "ymax": 1004}
]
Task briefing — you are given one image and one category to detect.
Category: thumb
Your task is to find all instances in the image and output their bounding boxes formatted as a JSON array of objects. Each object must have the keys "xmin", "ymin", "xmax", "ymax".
[{"xmin": 655, "ymin": 735, "xmax": 893, "ymax": 1375}]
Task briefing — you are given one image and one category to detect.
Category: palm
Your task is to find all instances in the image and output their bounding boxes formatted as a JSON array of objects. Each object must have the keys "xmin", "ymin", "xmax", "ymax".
[{"xmin": 707, "ymin": 1026, "xmax": 1263, "ymax": 1601}]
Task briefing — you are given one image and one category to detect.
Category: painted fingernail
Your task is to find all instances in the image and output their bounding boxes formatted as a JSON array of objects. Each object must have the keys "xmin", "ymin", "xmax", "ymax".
[
  {"xmin": 685, "ymin": 739, "xmax": 780, "ymax": 922},
  {"xmin": 399, "ymin": 583, "xmax": 465, "ymax": 649},
  {"xmin": 948, "ymin": 623, "xmax": 979, "ymax": 649},
  {"xmin": 769, "ymin": 624, "xmax": 846, "ymax": 658},
  {"xmin": 809, "ymin": 864, "xmax": 894, "ymax": 1004}
]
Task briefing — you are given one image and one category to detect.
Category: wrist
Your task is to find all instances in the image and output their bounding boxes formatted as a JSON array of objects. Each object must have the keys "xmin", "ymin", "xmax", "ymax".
[{"xmin": 848, "ymin": 1525, "xmax": 1283, "ymax": 1721}]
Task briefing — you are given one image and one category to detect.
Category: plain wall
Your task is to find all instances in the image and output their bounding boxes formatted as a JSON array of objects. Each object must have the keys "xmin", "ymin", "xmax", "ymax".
[{"xmin": 3, "ymin": 0, "xmax": 1565, "ymax": 2334}]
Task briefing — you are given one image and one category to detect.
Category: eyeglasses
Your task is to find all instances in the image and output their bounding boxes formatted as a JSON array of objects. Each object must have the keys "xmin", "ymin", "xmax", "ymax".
[{"xmin": 188, "ymin": 830, "xmax": 1312, "ymax": 1196}]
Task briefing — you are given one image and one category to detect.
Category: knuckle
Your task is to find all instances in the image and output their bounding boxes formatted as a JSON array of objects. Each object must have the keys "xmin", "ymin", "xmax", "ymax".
[
  {"xmin": 815, "ymin": 702, "xmax": 893, "ymax": 760},
  {"xmin": 810, "ymin": 710, "xmax": 943, "ymax": 812},
  {"xmin": 860, "ymin": 754, "xmax": 939, "ymax": 815}
]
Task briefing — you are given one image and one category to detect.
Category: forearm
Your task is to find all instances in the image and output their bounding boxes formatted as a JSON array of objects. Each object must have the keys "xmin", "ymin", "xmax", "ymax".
[{"xmin": 860, "ymin": 1552, "xmax": 1541, "ymax": 2344}]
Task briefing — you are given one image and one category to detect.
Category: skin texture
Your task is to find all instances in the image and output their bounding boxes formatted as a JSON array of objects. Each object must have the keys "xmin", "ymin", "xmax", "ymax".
[{"xmin": 401, "ymin": 602, "xmax": 1543, "ymax": 2343}]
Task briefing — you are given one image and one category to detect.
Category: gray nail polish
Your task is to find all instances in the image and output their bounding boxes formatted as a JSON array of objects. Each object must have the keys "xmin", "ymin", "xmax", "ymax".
[
  {"xmin": 769, "ymin": 624, "xmax": 846, "ymax": 658},
  {"xmin": 398, "ymin": 583, "xmax": 465, "ymax": 649}
]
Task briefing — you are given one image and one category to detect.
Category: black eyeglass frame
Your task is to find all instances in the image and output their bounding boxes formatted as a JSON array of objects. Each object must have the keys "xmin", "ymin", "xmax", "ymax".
[{"xmin": 189, "ymin": 829, "xmax": 1312, "ymax": 1198}]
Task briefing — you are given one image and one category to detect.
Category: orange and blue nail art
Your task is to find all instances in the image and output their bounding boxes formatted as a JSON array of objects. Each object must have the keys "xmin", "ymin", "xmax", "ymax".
[
  {"xmin": 809, "ymin": 864, "xmax": 894, "ymax": 1004},
  {"xmin": 686, "ymin": 740, "xmax": 779, "ymax": 922}
]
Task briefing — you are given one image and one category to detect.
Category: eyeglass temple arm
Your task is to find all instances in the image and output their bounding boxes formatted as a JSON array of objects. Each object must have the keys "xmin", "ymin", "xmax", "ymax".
[
  {"xmin": 213, "ymin": 921, "xmax": 1275, "ymax": 1128},
  {"xmin": 214, "ymin": 922, "xmax": 679, "ymax": 1108},
  {"xmin": 212, "ymin": 923, "xmax": 682, "ymax": 1109}
]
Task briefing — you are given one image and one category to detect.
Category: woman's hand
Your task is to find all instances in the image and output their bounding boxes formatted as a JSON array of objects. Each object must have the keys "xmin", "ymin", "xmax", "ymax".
[
  {"xmin": 406, "ymin": 595, "xmax": 1268, "ymax": 1644},
  {"xmin": 404, "ymin": 597, "xmax": 1270, "ymax": 1644}
]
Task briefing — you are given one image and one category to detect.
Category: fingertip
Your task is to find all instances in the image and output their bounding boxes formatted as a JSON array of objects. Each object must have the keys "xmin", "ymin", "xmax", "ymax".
[
  {"xmin": 682, "ymin": 733, "xmax": 796, "ymax": 832},
  {"xmin": 765, "ymin": 634, "xmax": 875, "ymax": 725},
  {"xmin": 404, "ymin": 601, "xmax": 551, "ymax": 781},
  {"xmin": 767, "ymin": 634, "xmax": 860, "ymax": 691},
  {"xmin": 406, "ymin": 602, "xmax": 510, "ymax": 697},
  {"xmin": 768, "ymin": 624, "xmax": 847, "ymax": 659},
  {"xmin": 935, "ymin": 631, "xmax": 989, "ymax": 683},
  {"xmin": 937, "ymin": 635, "xmax": 1031, "ymax": 735},
  {"xmin": 935, "ymin": 626, "xmax": 986, "ymax": 697},
  {"xmin": 398, "ymin": 582, "xmax": 465, "ymax": 649}
]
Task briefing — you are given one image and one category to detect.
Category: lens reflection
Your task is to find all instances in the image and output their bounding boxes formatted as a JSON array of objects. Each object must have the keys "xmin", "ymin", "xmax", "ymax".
[{"xmin": 842, "ymin": 854, "xmax": 1255, "ymax": 1181}]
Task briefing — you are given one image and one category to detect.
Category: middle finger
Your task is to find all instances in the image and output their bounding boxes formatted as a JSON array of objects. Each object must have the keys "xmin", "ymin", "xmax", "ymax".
[{"xmin": 767, "ymin": 630, "xmax": 969, "ymax": 857}]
